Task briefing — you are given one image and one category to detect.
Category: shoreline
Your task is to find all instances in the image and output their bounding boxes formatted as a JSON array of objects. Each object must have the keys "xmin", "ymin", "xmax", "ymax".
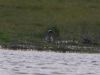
[{"xmin": 0, "ymin": 44, "xmax": 100, "ymax": 53}]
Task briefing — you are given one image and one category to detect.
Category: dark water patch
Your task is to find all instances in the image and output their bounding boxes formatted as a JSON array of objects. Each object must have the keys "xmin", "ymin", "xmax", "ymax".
[
  {"xmin": 6, "ymin": 57, "xmax": 11, "ymax": 60},
  {"xmin": 14, "ymin": 66, "xmax": 20, "ymax": 69},
  {"xmin": 15, "ymin": 72, "xmax": 29, "ymax": 75},
  {"xmin": 37, "ymin": 63, "xmax": 45, "ymax": 66},
  {"xmin": 91, "ymin": 60, "xmax": 99, "ymax": 66},
  {"xmin": 12, "ymin": 68, "xmax": 19, "ymax": 72},
  {"xmin": 26, "ymin": 66, "xmax": 33, "ymax": 68},
  {"xmin": 52, "ymin": 72, "xmax": 65, "ymax": 75},
  {"xmin": 1, "ymin": 67, "xmax": 8, "ymax": 70},
  {"xmin": 9, "ymin": 53, "xmax": 14, "ymax": 55},
  {"xmin": 87, "ymin": 72, "xmax": 95, "ymax": 75},
  {"xmin": 93, "ymin": 63, "xmax": 99, "ymax": 66},
  {"xmin": 59, "ymin": 63, "xmax": 68, "ymax": 65},
  {"xmin": 37, "ymin": 63, "xmax": 53, "ymax": 66},
  {"xmin": 33, "ymin": 73, "xmax": 48, "ymax": 75},
  {"xmin": 41, "ymin": 67, "xmax": 48, "ymax": 69},
  {"xmin": 9, "ymin": 61, "xmax": 19, "ymax": 66},
  {"xmin": 80, "ymin": 60, "xmax": 89, "ymax": 64},
  {"xmin": 40, "ymin": 67, "xmax": 58, "ymax": 71},
  {"xmin": 91, "ymin": 60, "xmax": 97, "ymax": 63}
]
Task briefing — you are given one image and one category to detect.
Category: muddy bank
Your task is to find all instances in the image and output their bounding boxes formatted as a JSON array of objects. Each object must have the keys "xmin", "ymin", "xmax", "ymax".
[{"xmin": 1, "ymin": 42, "xmax": 100, "ymax": 53}]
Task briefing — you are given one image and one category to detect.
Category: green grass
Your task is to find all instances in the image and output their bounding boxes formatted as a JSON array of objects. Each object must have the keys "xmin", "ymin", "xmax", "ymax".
[{"xmin": 0, "ymin": 0, "xmax": 100, "ymax": 44}]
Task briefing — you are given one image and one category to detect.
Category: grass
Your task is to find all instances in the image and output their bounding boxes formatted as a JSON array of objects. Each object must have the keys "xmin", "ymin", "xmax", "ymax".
[{"xmin": 0, "ymin": 0, "xmax": 100, "ymax": 45}]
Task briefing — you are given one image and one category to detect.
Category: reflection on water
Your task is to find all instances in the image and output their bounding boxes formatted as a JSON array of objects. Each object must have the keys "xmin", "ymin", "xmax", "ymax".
[{"xmin": 0, "ymin": 49, "xmax": 100, "ymax": 75}]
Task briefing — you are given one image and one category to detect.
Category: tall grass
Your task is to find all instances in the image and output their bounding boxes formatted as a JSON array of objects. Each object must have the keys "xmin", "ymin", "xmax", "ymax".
[{"xmin": 0, "ymin": 0, "xmax": 100, "ymax": 44}]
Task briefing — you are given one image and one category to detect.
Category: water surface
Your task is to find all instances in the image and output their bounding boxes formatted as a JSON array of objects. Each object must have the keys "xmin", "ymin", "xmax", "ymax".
[{"xmin": 0, "ymin": 49, "xmax": 100, "ymax": 75}]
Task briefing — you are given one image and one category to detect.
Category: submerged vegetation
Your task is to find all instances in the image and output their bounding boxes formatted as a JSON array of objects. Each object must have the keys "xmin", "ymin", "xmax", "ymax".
[{"xmin": 0, "ymin": 0, "xmax": 100, "ymax": 52}]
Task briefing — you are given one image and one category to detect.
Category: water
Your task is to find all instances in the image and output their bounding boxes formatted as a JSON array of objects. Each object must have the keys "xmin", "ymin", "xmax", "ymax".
[{"xmin": 0, "ymin": 49, "xmax": 100, "ymax": 75}]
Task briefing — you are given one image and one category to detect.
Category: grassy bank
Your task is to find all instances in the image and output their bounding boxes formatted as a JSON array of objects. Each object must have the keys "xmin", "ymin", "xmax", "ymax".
[{"xmin": 0, "ymin": 0, "xmax": 100, "ymax": 46}]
